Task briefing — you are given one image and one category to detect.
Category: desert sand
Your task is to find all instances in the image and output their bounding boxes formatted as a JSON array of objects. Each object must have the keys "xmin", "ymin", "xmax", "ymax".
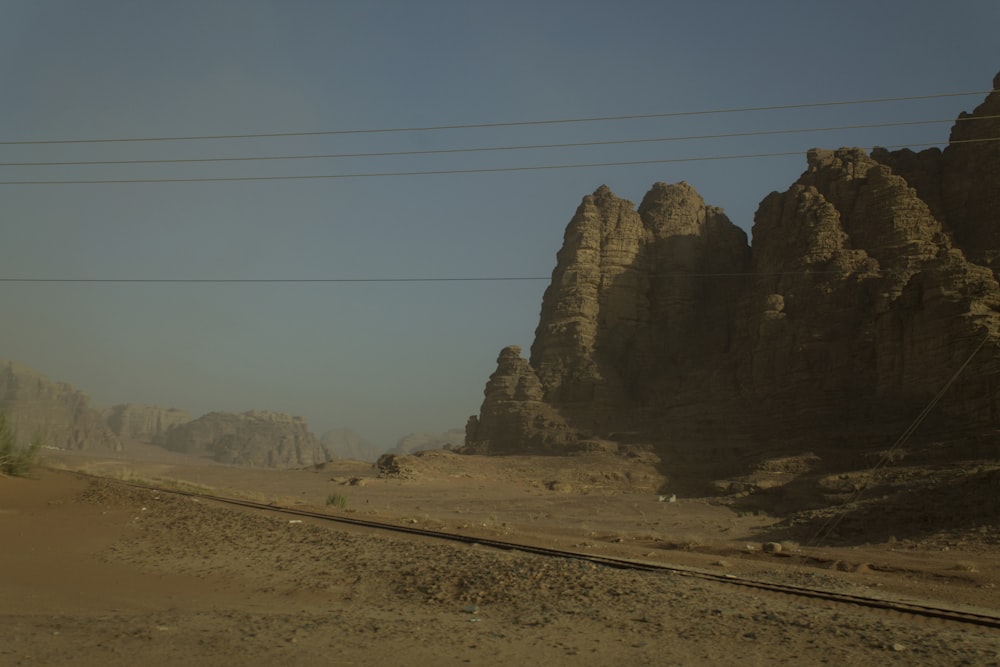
[{"xmin": 2, "ymin": 444, "xmax": 999, "ymax": 666}]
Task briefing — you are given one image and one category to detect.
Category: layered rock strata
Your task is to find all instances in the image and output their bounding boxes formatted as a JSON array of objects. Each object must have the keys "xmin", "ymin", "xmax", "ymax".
[
  {"xmin": 875, "ymin": 72, "xmax": 1000, "ymax": 272},
  {"xmin": 467, "ymin": 76, "xmax": 1000, "ymax": 455}
]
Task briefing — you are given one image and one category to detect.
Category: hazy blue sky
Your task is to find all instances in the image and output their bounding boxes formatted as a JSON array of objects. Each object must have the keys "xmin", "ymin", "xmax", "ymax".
[{"xmin": 1, "ymin": 1, "xmax": 997, "ymax": 448}]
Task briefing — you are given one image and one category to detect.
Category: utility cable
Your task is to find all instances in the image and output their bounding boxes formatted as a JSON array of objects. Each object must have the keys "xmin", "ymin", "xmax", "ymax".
[
  {"xmin": 1, "ymin": 136, "xmax": 997, "ymax": 186},
  {"xmin": 0, "ymin": 90, "xmax": 993, "ymax": 146},
  {"xmin": 0, "ymin": 267, "xmax": 981, "ymax": 284},
  {"xmin": 0, "ymin": 276, "xmax": 551, "ymax": 284},
  {"xmin": 4, "ymin": 117, "xmax": 998, "ymax": 168}
]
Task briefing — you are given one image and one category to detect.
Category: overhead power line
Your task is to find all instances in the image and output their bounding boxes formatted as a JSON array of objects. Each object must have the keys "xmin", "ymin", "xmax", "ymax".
[
  {"xmin": 0, "ymin": 268, "xmax": 976, "ymax": 284},
  {"xmin": 0, "ymin": 276, "xmax": 551, "ymax": 284},
  {"xmin": 4, "ymin": 117, "xmax": 997, "ymax": 168},
  {"xmin": 0, "ymin": 90, "xmax": 993, "ymax": 146},
  {"xmin": 1, "ymin": 136, "xmax": 997, "ymax": 186}
]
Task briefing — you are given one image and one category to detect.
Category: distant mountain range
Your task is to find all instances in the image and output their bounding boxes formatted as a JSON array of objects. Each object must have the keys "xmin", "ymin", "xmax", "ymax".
[{"xmin": 0, "ymin": 358, "xmax": 463, "ymax": 467}]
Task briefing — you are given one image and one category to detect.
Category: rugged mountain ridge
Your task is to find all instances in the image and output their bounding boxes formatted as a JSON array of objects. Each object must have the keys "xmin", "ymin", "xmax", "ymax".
[
  {"xmin": 0, "ymin": 360, "xmax": 340, "ymax": 468},
  {"xmin": 466, "ymin": 74, "xmax": 1000, "ymax": 458},
  {"xmin": 157, "ymin": 409, "xmax": 328, "ymax": 468},
  {"xmin": 0, "ymin": 360, "xmax": 121, "ymax": 451}
]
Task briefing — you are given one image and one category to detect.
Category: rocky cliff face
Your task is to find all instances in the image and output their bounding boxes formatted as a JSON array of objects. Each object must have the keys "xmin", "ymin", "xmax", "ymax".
[
  {"xmin": 742, "ymin": 146, "xmax": 1000, "ymax": 439},
  {"xmin": 465, "ymin": 345, "xmax": 577, "ymax": 454},
  {"xmin": 467, "ymin": 75, "xmax": 1000, "ymax": 457},
  {"xmin": 157, "ymin": 410, "xmax": 328, "ymax": 468},
  {"xmin": 466, "ymin": 182, "xmax": 755, "ymax": 452},
  {"xmin": 0, "ymin": 361, "xmax": 121, "ymax": 451},
  {"xmin": 103, "ymin": 403, "xmax": 192, "ymax": 442},
  {"xmin": 874, "ymin": 72, "xmax": 1000, "ymax": 273}
]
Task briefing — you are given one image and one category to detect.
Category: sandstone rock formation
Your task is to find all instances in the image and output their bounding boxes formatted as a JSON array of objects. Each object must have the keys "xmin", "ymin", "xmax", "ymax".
[
  {"xmin": 466, "ymin": 182, "xmax": 755, "ymax": 453},
  {"xmin": 874, "ymin": 71, "xmax": 1000, "ymax": 273},
  {"xmin": 0, "ymin": 360, "xmax": 121, "ymax": 451},
  {"xmin": 157, "ymin": 410, "xmax": 327, "ymax": 468},
  {"xmin": 467, "ymin": 75, "xmax": 1000, "ymax": 460},
  {"xmin": 102, "ymin": 403, "xmax": 192, "ymax": 442}
]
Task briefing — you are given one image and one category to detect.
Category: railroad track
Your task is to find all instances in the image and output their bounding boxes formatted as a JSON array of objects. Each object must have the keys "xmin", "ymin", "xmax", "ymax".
[{"xmin": 88, "ymin": 473, "xmax": 1000, "ymax": 631}]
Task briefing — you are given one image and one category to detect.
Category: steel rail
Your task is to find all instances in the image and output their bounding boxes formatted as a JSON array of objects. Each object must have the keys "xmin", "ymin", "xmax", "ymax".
[{"xmin": 85, "ymin": 473, "xmax": 1000, "ymax": 630}]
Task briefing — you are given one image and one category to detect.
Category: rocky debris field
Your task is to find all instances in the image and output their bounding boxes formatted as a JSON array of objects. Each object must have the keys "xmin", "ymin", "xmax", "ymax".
[{"xmin": 3, "ymin": 455, "xmax": 1000, "ymax": 666}]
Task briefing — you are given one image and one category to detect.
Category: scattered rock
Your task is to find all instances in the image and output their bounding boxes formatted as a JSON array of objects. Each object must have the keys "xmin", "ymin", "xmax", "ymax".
[{"xmin": 376, "ymin": 453, "xmax": 415, "ymax": 479}]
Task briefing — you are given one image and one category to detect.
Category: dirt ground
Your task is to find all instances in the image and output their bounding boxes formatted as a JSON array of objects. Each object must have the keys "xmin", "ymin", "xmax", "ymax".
[{"xmin": 2, "ymin": 443, "xmax": 999, "ymax": 666}]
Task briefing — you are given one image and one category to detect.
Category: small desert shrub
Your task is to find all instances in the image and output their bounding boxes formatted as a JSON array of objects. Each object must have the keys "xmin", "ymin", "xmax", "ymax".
[
  {"xmin": 0, "ymin": 413, "xmax": 43, "ymax": 477},
  {"xmin": 326, "ymin": 493, "xmax": 348, "ymax": 508}
]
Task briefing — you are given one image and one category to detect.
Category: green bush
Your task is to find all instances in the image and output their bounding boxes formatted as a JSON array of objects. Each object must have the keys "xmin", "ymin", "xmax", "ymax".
[
  {"xmin": 0, "ymin": 413, "xmax": 43, "ymax": 477},
  {"xmin": 326, "ymin": 493, "xmax": 347, "ymax": 508}
]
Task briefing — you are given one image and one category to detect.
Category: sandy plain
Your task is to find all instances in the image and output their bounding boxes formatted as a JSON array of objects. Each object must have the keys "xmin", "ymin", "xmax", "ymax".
[{"xmin": 2, "ymin": 442, "xmax": 999, "ymax": 666}]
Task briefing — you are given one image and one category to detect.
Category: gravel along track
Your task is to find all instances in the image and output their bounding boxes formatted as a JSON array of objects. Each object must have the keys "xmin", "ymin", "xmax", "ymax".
[
  {"xmin": 25, "ymin": 475, "xmax": 991, "ymax": 667},
  {"xmin": 113, "ymin": 475, "xmax": 1000, "ymax": 631}
]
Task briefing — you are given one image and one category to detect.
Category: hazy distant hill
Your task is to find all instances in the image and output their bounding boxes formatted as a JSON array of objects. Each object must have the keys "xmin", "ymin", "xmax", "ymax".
[
  {"xmin": 391, "ymin": 429, "xmax": 465, "ymax": 455},
  {"xmin": 102, "ymin": 403, "xmax": 192, "ymax": 442},
  {"xmin": 319, "ymin": 427, "xmax": 384, "ymax": 462},
  {"xmin": 157, "ymin": 409, "xmax": 327, "ymax": 468},
  {"xmin": 0, "ymin": 360, "xmax": 121, "ymax": 451}
]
